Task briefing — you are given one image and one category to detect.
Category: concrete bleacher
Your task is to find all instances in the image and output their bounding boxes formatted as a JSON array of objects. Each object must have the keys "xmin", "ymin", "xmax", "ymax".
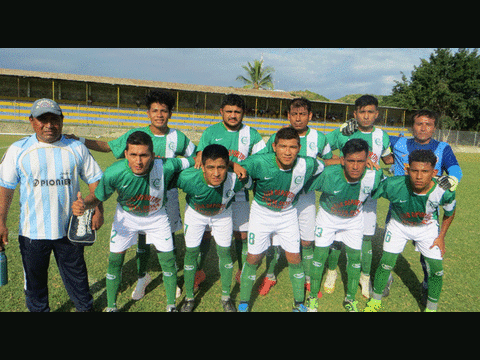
[{"xmin": 0, "ymin": 99, "xmax": 411, "ymax": 137}]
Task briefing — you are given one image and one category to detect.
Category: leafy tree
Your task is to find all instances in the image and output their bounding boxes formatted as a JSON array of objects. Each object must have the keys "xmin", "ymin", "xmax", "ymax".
[
  {"xmin": 385, "ymin": 48, "xmax": 480, "ymax": 131},
  {"xmin": 236, "ymin": 59, "xmax": 275, "ymax": 90}
]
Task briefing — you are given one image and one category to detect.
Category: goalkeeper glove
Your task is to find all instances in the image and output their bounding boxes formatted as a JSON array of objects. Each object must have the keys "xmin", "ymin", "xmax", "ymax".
[
  {"xmin": 436, "ymin": 175, "xmax": 459, "ymax": 192},
  {"xmin": 340, "ymin": 118, "xmax": 358, "ymax": 136}
]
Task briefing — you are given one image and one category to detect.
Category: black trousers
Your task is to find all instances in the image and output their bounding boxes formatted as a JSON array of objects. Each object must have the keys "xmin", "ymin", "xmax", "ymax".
[{"xmin": 18, "ymin": 236, "xmax": 93, "ymax": 312}]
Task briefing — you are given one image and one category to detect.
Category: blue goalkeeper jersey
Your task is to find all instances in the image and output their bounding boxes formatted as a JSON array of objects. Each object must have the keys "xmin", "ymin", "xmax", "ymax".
[{"xmin": 390, "ymin": 136, "xmax": 463, "ymax": 181}]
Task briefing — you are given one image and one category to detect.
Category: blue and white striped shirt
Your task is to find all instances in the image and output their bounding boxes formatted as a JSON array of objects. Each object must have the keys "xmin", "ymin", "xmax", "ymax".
[{"xmin": 0, "ymin": 135, "xmax": 103, "ymax": 240}]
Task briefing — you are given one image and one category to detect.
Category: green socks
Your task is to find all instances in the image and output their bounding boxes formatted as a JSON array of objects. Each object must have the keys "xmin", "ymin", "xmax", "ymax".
[
  {"xmin": 288, "ymin": 262, "xmax": 305, "ymax": 304},
  {"xmin": 184, "ymin": 245, "xmax": 234, "ymax": 300},
  {"xmin": 240, "ymin": 259, "xmax": 305, "ymax": 305},
  {"xmin": 373, "ymin": 251, "xmax": 444, "ymax": 311},
  {"xmin": 345, "ymin": 246, "xmax": 361, "ymax": 301},
  {"xmin": 310, "ymin": 246, "xmax": 329, "ymax": 297},
  {"xmin": 106, "ymin": 252, "xmax": 125, "ymax": 309},
  {"xmin": 156, "ymin": 250, "xmax": 177, "ymax": 306}
]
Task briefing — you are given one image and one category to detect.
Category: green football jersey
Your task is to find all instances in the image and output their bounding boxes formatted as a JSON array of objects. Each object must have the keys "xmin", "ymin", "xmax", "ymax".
[
  {"xmin": 239, "ymin": 153, "xmax": 324, "ymax": 212},
  {"xmin": 326, "ymin": 127, "xmax": 391, "ymax": 164},
  {"xmin": 108, "ymin": 126, "xmax": 196, "ymax": 159},
  {"xmin": 95, "ymin": 157, "xmax": 193, "ymax": 216},
  {"xmin": 263, "ymin": 127, "xmax": 333, "ymax": 160},
  {"xmin": 305, "ymin": 164, "xmax": 384, "ymax": 218},
  {"xmin": 176, "ymin": 167, "xmax": 253, "ymax": 216},
  {"xmin": 372, "ymin": 176, "xmax": 456, "ymax": 225},
  {"xmin": 196, "ymin": 122, "xmax": 265, "ymax": 162}
]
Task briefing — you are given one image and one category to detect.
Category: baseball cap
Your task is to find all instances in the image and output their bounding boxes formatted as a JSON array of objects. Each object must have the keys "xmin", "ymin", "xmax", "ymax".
[{"xmin": 30, "ymin": 98, "xmax": 63, "ymax": 118}]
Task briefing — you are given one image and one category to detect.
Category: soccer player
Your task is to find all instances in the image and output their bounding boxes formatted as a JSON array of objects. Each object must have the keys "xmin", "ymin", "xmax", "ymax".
[
  {"xmin": 237, "ymin": 127, "xmax": 325, "ymax": 312},
  {"xmin": 259, "ymin": 97, "xmax": 333, "ymax": 295},
  {"xmin": 0, "ymin": 98, "xmax": 103, "ymax": 312},
  {"xmin": 194, "ymin": 94, "xmax": 265, "ymax": 284},
  {"xmin": 388, "ymin": 109, "xmax": 463, "ymax": 295},
  {"xmin": 68, "ymin": 90, "xmax": 196, "ymax": 300},
  {"xmin": 326, "ymin": 95, "xmax": 393, "ymax": 297},
  {"xmin": 71, "ymin": 131, "xmax": 193, "ymax": 312},
  {"xmin": 364, "ymin": 149, "xmax": 456, "ymax": 312},
  {"xmin": 174, "ymin": 144, "xmax": 252, "ymax": 312},
  {"xmin": 304, "ymin": 138, "xmax": 384, "ymax": 312}
]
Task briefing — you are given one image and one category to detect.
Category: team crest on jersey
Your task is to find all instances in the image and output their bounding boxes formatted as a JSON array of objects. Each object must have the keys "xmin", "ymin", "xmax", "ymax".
[
  {"xmin": 375, "ymin": 138, "xmax": 382, "ymax": 146},
  {"xmin": 309, "ymin": 142, "xmax": 317, "ymax": 151},
  {"xmin": 226, "ymin": 189, "xmax": 234, "ymax": 198},
  {"xmin": 427, "ymin": 199, "xmax": 440, "ymax": 209},
  {"xmin": 241, "ymin": 136, "xmax": 248, "ymax": 145},
  {"xmin": 294, "ymin": 175, "xmax": 304, "ymax": 185},
  {"xmin": 363, "ymin": 186, "xmax": 372, "ymax": 194},
  {"xmin": 151, "ymin": 178, "xmax": 161, "ymax": 189},
  {"xmin": 168, "ymin": 142, "xmax": 175, "ymax": 151}
]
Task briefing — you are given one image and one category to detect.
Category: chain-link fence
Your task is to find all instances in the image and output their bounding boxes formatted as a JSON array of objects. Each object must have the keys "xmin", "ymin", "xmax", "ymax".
[{"xmin": 435, "ymin": 128, "xmax": 480, "ymax": 147}]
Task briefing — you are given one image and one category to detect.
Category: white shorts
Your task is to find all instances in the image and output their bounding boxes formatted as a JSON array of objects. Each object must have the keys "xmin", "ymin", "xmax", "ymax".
[
  {"xmin": 272, "ymin": 191, "xmax": 316, "ymax": 245},
  {"xmin": 247, "ymin": 201, "xmax": 300, "ymax": 255},
  {"xmin": 184, "ymin": 205, "xmax": 233, "ymax": 248},
  {"xmin": 231, "ymin": 199, "xmax": 250, "ymax": 232},
  {"xmin": 314, "ymin": 206, "xmax": 364, "ymax": 251},
  {"xmin": 109, "ymin": 204, "xmax": 174, "ymax": 253},
  {"xmin": 363, "ymin": 196, "xmax": 377, "ymax": 236},
  {"xmin": 166, "ymin": 188, "xmax": 182, "ymax": 233},
  {"xmin": 383, "ymin": 217, "xmax": 443, "ymax": 260}
]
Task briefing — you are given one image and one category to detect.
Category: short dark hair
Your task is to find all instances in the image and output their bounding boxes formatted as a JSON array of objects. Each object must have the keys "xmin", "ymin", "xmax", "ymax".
[
  {"xmin": 145, "ymin": 90, "xmax": 175, "ymax": 112},
  {"xmin": 202, "ymin": 144, "xmax": 229, "ymax": 166},
  {"xmin": 126, "ymin": 130, "xmax": 154, "ymax": 154},
  {"xmin": 221, "ymin": 94, "xmax": 246, "ymax": 111},
  {"xmin": 408, "ymin": 149, "xmax": 437, "ymax": 167},
  {"xmin": 355, "ymin": 95, "xmax": 378, "ymax": 110},
  {"xmin": 274, "ymin": 126, "xmax": 300, "ymax": 145},
  {"xmin": 289, "ymin": 97, "xmax": 311, "ymax": 113},
  {"xmin": 342, "ymin": 138, "xmax": 369, "ymax": 157},
  {"xmin": 412, "ymin": 109, "xmax": 438, "ymax": 127}
]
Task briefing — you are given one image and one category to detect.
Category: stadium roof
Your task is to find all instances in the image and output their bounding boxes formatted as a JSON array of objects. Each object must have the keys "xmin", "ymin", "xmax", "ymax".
[{"xmin": 0, "ymin": 68, "xmax": 296, "ymax": 101}]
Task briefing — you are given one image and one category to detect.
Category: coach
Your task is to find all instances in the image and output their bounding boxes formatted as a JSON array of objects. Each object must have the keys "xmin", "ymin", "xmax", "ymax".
[{"xmin": 0, "ymin": 98, "xmax": 104, "ymax": 312}]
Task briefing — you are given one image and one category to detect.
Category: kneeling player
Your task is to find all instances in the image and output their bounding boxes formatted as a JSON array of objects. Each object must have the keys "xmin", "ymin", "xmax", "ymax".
[
  {"xmin": 175, "ymin": 144, "xmax": 252, "ymax": 312},
  {"xmin": 364, "ymin": 149, "xmax": 456, "ymax": 312},
  {"xmin": 72, "ymin": 131, "xmax": 193, "ymax": 312},
  {"xmin": 304, "ymin": 138, "xmax": 384, "ymax": 312},
  {"xmin": 237, "ymin": 127, "xmax": 325, "ymax": 312}
]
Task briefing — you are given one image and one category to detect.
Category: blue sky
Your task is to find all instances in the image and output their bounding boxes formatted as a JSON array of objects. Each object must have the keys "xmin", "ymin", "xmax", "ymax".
[{"xmin": 0, "ymin": 48, "xmax": 436, "ymax": 100}]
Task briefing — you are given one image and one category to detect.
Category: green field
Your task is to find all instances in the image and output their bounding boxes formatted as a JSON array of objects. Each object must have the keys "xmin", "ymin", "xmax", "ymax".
[{"xmin": 1, "ymin": 134, "xmax": 479, "ymax": 312}]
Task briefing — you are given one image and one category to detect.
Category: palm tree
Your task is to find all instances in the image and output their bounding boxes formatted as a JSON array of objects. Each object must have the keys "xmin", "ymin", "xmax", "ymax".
[{"xmin": 236, "ymin": 59, "xmax": 275, "ymax": 90}]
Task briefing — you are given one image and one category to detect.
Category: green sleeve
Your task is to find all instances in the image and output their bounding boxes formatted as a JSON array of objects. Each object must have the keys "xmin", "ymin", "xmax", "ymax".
[
  {"xmin": 326, "ymin": 129, "xmax": 340, "ymax": 151},
  {"xmin": 107, "ymin": 129, "xmax": 135, "ymax": 159}
]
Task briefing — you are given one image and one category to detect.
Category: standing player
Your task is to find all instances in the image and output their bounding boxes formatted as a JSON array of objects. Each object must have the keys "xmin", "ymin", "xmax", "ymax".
[
  {"xmin": 387, "ymin": 109, "xmax": 463, "ymax": 296},
  {"xmin": 175, "ymin": 144, "xmax": 252, "ymax": 312},
  {"xmin": 68, "ymin": 90, "xmax": 196, "ymax": 300},
  {"xmin": 326, "ymin": 95, "xmax": 393, "ymax": 297},
  {"xmin": 304, "ymin": 139, "xmax": 384, "ymax": 312},
  {"xmin": 71, "ymin": 131, "xmax": 193, "ymax": 312},
  {"xmin": 364, "ymin": 149, "xmax": 456, "ymax": 312},
  {"xmin": 237, "ymin": 127, "xmax": 325, "ymax": 312},
  {"xmin": 0, "ymin": 98, "xmax": 103, "ymax": 312},
  {"xmin": 194, "ymin": 94, "xmax": 265, "ymax": 284},
  {"xmin": 259, "ymin": 97, "xmax": 333, "ymax": 295}
]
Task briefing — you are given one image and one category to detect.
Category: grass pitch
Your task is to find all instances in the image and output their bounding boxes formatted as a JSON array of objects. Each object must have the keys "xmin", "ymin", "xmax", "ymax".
[{"xmin": 0, "ymin": 134, "xmax": 479, "ymax": 312}]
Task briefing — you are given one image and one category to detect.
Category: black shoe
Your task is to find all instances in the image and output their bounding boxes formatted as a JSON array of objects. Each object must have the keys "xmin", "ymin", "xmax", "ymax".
[
  {"xmin": 221, "ymin": 298, "xmax": 236, "ymax": 312},
  {"xmin": 180, "ymin": 299, "xmax": 195, "ymax": 312}
]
